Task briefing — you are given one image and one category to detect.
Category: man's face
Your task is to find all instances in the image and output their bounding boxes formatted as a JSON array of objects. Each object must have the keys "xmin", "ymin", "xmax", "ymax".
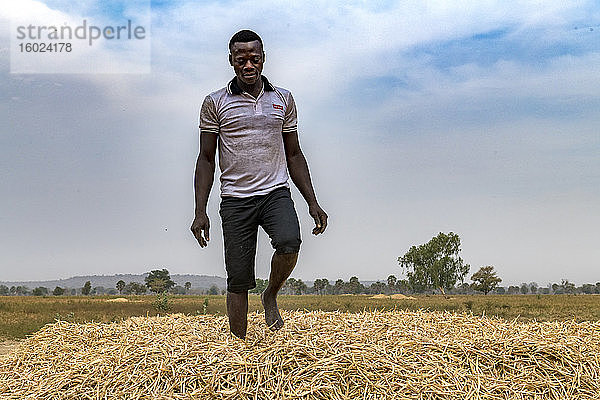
[{"xmin": 229, "ymin": 40, "xmax": 264, "ymax": 86}]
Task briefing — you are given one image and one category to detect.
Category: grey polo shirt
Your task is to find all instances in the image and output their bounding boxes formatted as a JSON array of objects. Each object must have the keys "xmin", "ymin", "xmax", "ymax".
[{"xmin": 199, "ymin": 76, "xmax": 298, "ymax": 198}]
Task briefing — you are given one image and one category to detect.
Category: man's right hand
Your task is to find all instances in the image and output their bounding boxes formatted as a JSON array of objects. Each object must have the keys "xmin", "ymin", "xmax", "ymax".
[{"xmin": 191, "ymin": 212, "xmax": 210, "ymax": 247}]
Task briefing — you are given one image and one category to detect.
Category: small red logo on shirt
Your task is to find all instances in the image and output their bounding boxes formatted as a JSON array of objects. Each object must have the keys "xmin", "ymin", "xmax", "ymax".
[{"xmin": 272, "ymin": 103, "xmax": 284, "ymax": 110}]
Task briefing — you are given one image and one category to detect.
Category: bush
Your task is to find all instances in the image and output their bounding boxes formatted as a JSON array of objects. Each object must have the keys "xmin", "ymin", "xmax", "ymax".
[{"xmin": 153, "ymin": 293, "xmax": 171, "ymax": 313}]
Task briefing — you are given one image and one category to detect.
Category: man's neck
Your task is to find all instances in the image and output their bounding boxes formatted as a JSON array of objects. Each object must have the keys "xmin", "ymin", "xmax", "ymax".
[{"xmin": 236, "ymin": 77, "xmax": 263, "ymax": 98}]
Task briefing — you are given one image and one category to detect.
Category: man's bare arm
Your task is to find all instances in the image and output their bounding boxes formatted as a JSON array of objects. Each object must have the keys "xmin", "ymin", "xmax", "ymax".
[
  {"xmin": 191, "ymin": 133, "xmax": 218, "ymax": 247},
  {"xmin": 283, "ymin": 131, "xmax": 328, "ymax": 235}
]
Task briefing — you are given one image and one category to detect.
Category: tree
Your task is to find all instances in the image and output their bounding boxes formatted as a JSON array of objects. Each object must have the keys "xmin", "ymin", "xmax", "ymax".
[
  {"xmin": 396, "ymin": 279, "xmax": 411, "ymax": 294},
  {"xmin": 172, "ymin": 285, "xmax": 186, "ymax": 295},
  {"xmin": 313, "ymin": 279, "xmax": 326, "ymax": 295},
  {"xmin": 184, "ymin": 282, "xmax": 192, "ymax": 293},
  {"xmin": 529, "ymin": 285, "xmax": 537, "ymax": 294},
  {"xmin": 92, "ymin": 286, "xmax": 106, "ymax": 295},
  {"xmin": 470, "ymin": 266, "xmax": 502, "ymax": 295},
  {"xmin": 82, "ymin": 281, "xmax": 92, "ymax": 296},
  {"xmin": 507, "ymin": 285, "xmax": 520, "ymax": 294},
  {"xmin": 529, "ymin": 282, "xmax": 538, "ymax": 295},
  {"xmin": 551, "ymin": 283, "xmax": 561, "ymax": 294},
  {"xmin": 16, "ymin": 286, "xmax": 30, "ymax": 296},
  {"xmin": 53, "ymin": 286, "xmax": 65, "ymax": 296},
  {"xmin": 321, "ymin": 278, "xmax": 330, "ymax": 294},
  {"xmin": 334, "ymin": 279, "xmax": 344, "ymax": 295},
  {"xmin": 347, "ymin": 276, "xmax": 364, "ymax": 294},
  {"xmin": 125, "ymin": 282, "xmax": 147, "ymax": 295},
  {"xmin": 398, "ymin": 232, "xmax": 470, "ymax": 295},
  {"xmin": 369, "ymin": 281, "xmax": 386, "ymax": 294},
  {"xmin": 283, "ymin": 278, "xmax": 306, "ymax": 295},
  {"xmin": 208, "ymin": 285, "xmax": 219, "ymax": 295},
  {"xmin": 33, "ymin": 287, "xmax": 48, "ymax": 296},
  {"xmin": 282, "ymin": 277, "xmax": 296, "ymax": 295},
  {"xmin": 0, "ymin": 285, "xmax": 9, "ymax": 295},
  {"xmin": 313, "ymin": 278, "xmax": 330, "ymax": 295},
  {"xmin": 561, "ymin": 279, "xmax": 576, "ymax": 294},
  {"xmin": 387, "ymin": 275, "xmax": 397, "ymax": 292},
  {"xmin": 249, "ymin": 279, "xmax": 268, "ymax": 294},
  {"xmin": 581, "ymin": 284, "xmax": 595, "ymax": 294},
  {"xmin": 116, "ymin": 280, "xmax": 126, "ymax": 294},
  {"xmin": 520, "ymin": 283, "xmax": 529, "ymax": 295},
  {"xmin": 292, "ymin": 279, "xmax": 307, "ymax": 295},
  {"xmin": 454, "ymin": 282, "xmax": 473, "ymax": 295},
  {"xmin": 144, "ymin": 269, "xmax": 175, "ymax": 294},
  {"xmin": 321, "ymin": 278, "xmax": 333, "ymax": 294}
]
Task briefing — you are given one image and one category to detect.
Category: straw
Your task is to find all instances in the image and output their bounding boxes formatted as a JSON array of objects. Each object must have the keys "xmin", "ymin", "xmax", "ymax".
[{"xmin": 1, "ymin": 310, "xmax": 598, "ymax": 399}]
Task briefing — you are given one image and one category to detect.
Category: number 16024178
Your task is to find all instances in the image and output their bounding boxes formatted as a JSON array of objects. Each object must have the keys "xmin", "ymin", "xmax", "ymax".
[{"xmin": 19, "ymin": 42, "xmax": 72, "ymax": 52}]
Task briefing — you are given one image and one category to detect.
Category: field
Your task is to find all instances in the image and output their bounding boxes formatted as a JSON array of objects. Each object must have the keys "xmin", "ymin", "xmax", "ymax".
[
  {"xmin": 2, "ymin": 294, "xmax": 600, "ymax": 399},
  {"xmin": 2, "ymin": 294, "xmax": 600, "ymax": 341}
]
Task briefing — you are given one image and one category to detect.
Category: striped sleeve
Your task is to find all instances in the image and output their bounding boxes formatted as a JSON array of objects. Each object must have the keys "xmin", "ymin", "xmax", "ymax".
[
  {"xmin": 282, "ymin": 92, "xmax": 298, "ymax": 134},
  {"xmin": 199, "ymin": 95, "xmax": 219, "ymax": 135}
]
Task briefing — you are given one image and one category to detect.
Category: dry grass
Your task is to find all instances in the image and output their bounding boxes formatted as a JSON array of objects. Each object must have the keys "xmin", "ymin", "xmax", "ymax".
[
  {"xmin": 3, "ymin": 294, "xmax": 600, "ymax": 340},
  {"xmin": 371, "ymin": 294, "xmax": 416, "ymax": 300},
  {"xmin": 1, "ymin": 310, "xmax": 599, "ymax": 399},
  {"xmin": 0, "ymin": 340, "xmax": 21, "ymax": 359}
]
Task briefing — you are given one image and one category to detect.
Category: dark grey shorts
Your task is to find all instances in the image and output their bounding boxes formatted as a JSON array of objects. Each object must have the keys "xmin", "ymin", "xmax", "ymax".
[{"xmin": 219, "ymin": 186, "xmax": 301, "ymax": 293}]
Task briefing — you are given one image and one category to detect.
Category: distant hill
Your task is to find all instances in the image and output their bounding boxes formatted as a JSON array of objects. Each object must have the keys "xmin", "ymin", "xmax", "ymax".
[{"xmin": 0, "ymin": 273, "xmax": 227, "ymax": 291}]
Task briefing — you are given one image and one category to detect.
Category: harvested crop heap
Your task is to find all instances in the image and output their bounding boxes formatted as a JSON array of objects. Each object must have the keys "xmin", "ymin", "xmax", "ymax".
[{"xmin": 1, "ymin": 310, "xmax": 599, "ymax": 399}]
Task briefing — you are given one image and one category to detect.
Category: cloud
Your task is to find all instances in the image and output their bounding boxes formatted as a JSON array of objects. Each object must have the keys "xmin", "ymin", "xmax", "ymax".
[
  {"xmin": 3, "ymin": 0, "xmax": 151, "ymax": 73},
  {"xmin": 1, "ymin": 0, "xmax": 599, "ymax": 284}
]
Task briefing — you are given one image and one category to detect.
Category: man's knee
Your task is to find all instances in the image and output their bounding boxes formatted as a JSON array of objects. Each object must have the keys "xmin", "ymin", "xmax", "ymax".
[
  {"xmin": 227, "ymin": 287, "xmax": 251, "ymax": 294},
  {"xmin": 273, "ymin": 235, "xmax": 301, "ymax": 255},
  {"xmin": 226, "ymin": 273, "xmax": 256, "ymax": 293}
]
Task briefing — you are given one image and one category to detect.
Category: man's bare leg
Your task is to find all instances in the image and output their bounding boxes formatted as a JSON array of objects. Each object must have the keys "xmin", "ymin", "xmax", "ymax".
[
  {"xmin": 226, "ymin": 290, "xmax": 248, "ymax": 339},
  {"xmin": 261, "ymin": 252, "xmax": 298, "ymax": 330}
]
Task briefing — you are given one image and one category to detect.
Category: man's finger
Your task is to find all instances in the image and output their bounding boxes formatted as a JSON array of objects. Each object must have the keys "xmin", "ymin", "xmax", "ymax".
[
  {"xmin": 319, "ymin": 213, "xmax": 328, "ymax": 233},
  {"xmin": 312, "ymin": 216, "xmax": 321, "ymax": 235},
  {"xmin": 203, "ymin": 226, "xmax": 210, "ymax": 243},
  {"xmin": 196, "ymin": 232, "xmax": 206, "ymax": 247}
]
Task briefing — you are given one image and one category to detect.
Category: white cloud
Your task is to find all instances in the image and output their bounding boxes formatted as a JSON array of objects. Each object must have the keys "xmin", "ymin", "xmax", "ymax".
[
  {"xmin": 3, "ymin": 0, "xmax": 151, "ymax": 73},
  {"xmin": 1, "ymin": 0, "xmax": 599, "ymax": 284}
]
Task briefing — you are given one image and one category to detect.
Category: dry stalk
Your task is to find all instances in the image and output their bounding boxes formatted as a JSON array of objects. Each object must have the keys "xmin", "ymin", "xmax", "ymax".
[{"xmin": 0, "ymin": 310, "xmax": 599, "ymax": 399}]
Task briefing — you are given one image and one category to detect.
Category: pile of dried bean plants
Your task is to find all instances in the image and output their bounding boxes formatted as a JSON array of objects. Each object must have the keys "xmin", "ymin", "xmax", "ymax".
[{"xmin": 1, "ymin": 310, "xmax": 599, "ymax": 399}]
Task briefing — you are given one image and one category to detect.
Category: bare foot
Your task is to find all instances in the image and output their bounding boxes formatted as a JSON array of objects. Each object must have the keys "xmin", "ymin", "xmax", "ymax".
[{"xmin": 261, "ymin": 290, "xmax": 284, "ymax": 331}]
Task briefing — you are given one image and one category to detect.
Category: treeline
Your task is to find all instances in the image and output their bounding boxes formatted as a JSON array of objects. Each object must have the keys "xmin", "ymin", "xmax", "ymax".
[
  {"xmin": 3, "ymin": 263, "xmax": 599, "ymax": 297},
  {"xmin": 0, "ymin": 269, "xmax": 226, "ymax": 297},
  {"xmin": 249, "ymin": 276, "xmax": 600, "ymax": 296},
  {"xmin": 2, "ymin": 277, "xmax": 599, "ymax": 297}
]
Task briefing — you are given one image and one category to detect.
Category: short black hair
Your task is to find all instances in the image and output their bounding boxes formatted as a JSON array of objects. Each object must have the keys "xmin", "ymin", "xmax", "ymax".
[{"xmin": 229, "ymin": 30, "xmax": 263, "ymax": 50}]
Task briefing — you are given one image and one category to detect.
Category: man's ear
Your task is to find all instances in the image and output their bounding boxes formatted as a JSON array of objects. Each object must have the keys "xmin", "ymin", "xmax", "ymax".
[
  {"xmin": 228, "ymin": 53, "xmax": 233, "ymax": 66},
  {"xmin": 263, "ymin": 51, "xmax": 266, "ymax": 63}
]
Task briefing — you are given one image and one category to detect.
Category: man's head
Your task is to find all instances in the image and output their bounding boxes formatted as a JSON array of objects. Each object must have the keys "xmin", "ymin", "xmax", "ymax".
[{"xmin": 229, "ymin": 30, "xmax": 264, "ymax": 87}]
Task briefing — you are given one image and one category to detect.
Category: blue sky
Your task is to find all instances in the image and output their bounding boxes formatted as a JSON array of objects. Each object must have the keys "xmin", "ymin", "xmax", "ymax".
[{"xmin": 1, "ymin": 0, "xmax": 599, "ymax": 286}]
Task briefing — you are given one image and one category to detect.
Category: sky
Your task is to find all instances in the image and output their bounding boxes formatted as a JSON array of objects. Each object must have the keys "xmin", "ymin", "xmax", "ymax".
[{"xmin": 1, "ymin": 0, "xmax": 599, "ymax": 286}]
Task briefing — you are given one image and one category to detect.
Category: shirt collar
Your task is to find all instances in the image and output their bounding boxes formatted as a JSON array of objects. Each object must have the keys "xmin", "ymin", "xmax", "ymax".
[{"xmin": 228, "ymin": 75, "xmax": 275, "ymax": 95}]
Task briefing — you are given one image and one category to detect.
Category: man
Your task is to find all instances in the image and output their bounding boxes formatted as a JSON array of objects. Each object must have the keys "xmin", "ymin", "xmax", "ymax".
[{"xmin": 191, "ymin": 30, "xmax": 328, "ymax": 339}]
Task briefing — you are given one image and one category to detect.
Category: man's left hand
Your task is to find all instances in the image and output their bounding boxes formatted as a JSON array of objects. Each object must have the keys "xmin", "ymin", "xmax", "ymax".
[{"xmin": 309, "ymin": 204, "xmax": 328, "ymax": 235}]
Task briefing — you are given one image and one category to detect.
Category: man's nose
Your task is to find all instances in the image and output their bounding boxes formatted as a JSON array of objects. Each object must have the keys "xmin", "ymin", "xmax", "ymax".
[{"xmin": 243, "ymin": 60, "xmax": 255, "ymax": 70}]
